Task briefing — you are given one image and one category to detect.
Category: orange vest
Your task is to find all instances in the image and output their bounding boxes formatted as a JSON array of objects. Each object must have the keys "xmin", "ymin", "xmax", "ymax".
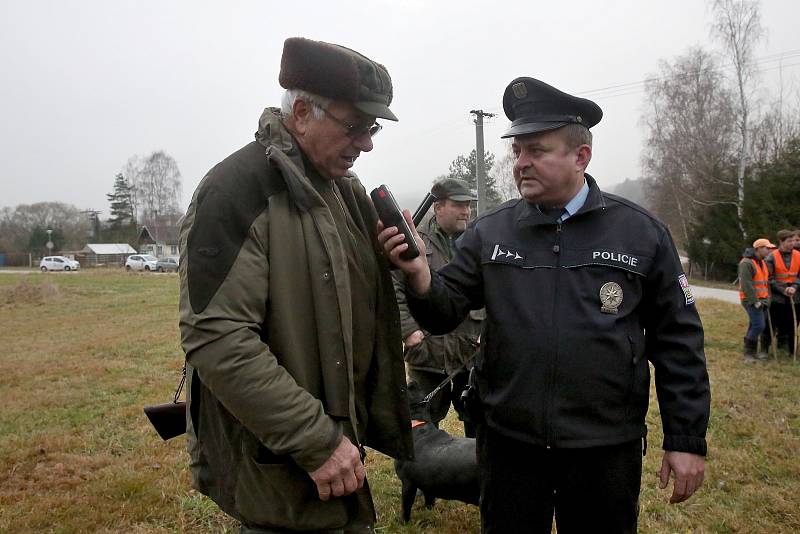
[
  {"xmin": 771, "ymin": 249, "xmax": 800, "ymax": 285},
  {"xmin": 740, "ymin": 259, "xmax": 769, "ymax": 301}
]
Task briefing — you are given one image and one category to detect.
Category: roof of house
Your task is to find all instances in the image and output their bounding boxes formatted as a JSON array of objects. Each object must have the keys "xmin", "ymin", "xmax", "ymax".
[
  {"xmin": 138, "ymin": 224, "xmax": 180, "ymax": 245},
  {"xmin": 83, "ymin": 243, "xmax": 137, "ymax": 254}
]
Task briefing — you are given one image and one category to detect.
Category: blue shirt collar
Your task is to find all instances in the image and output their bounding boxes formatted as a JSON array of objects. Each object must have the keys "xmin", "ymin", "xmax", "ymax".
[
  {"xmin": 536, "ymin": 179, "xmax": 589, "ymax": 222},
  {"xmin": 561, "ymin": 179, "xmax": 589, "ymax": 222}
]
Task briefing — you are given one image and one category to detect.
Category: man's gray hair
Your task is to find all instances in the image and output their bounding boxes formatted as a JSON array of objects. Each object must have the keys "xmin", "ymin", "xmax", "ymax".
[{"xmin": 281, "ymin": 89, "xmax": 330, "ymax": 120}]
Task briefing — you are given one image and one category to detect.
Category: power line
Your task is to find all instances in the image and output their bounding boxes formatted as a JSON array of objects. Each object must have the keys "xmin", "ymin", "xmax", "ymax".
[{"xmin": 481, "ymin": 48, "xmax": 800, "ymax": 112}]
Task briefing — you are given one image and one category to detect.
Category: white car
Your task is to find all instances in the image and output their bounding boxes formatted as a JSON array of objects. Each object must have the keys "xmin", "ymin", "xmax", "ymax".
[
  {"xmin": 125, "ymin": 254, "xmax": 159, "ymax": 272},
  {"xmin": 40, "ymin": 256, "xmax": 80, "ymax": 272}
]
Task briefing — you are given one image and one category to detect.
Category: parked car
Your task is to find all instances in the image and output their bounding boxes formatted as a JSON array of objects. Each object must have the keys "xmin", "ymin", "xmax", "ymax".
[
  {"xmin": 40, "ymin": 256, "xmax": 80, "ymax": 272},
  {"xmin": 125, "ymin": 254, "xmax": 159, "ymax": 272},
  {"xmin": 156, "ymin": 256, "xmax": 179, "ymax": 272}
]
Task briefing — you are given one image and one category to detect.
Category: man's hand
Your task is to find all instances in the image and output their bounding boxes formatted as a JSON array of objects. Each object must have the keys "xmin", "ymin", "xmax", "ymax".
[
  {"xmin": 404, "ymin": 330, "xmax": 425, "ymax": 347},
  {"xmin": 309, "ymin": 436, "xmax": 365, "ymax": 501},
  {"xmin": 754, "ymin": 301, "xmax": 763, "ymax": 309},
  {"xmin": 785, "ymin": 286, "xmax": 796, "ymax": 297},
  {"xmin": 377, "ymin": 209, "xmax": 431, "ymax": 294},
  {"xmin": 658, "ymin": 451, "xmax": 705, "ymax": 504}
]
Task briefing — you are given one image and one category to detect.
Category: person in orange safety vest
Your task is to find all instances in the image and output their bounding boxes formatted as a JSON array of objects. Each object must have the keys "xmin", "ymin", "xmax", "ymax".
[
  {"xmin": 738, "ymin": 238, "xmax": 773, "ymax": 362},
  {"xmin": 765, "ymin": 229, "xmax": 800, "ymax": 356}
]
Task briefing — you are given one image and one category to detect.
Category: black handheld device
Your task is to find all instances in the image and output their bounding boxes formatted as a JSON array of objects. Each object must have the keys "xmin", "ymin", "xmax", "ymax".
[{"xmin": 371, "ymin": 184, "xmax": 420, "ymax": 261}]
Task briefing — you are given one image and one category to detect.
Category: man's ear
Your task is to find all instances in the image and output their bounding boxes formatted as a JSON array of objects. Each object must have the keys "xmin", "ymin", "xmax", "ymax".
[
  {"xmin": 575, "ymin": 144, "xmax": 592, "ymax": 171},
  {"xmin": 291, "ymin": 98, "xmax": 313, "ymax": 135}
]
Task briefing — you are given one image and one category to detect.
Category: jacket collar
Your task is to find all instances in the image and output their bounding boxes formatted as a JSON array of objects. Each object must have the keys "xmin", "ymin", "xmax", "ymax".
[
  {"xmin": 517, "ymin": 173, "xmax": 606, "ymax": 226},
  {"xmin": 256, "ymin": 107, "xmax": 345, "ymax": 214}
]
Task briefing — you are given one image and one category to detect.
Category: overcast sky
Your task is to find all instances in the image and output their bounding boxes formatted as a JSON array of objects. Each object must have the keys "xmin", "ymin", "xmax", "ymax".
[{"xmin": 1, "ymin": 0, "xmax": 798, "ymax": 215}]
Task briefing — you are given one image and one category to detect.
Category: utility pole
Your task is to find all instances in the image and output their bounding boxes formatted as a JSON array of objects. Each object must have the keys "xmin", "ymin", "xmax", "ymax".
[
  {"xmin": 81, "ymin": 209, "xmax": 102, "ymax": 240},
  {"xmin": 470, "ymin": 109, "xmax": 495, "ymax": 214}
]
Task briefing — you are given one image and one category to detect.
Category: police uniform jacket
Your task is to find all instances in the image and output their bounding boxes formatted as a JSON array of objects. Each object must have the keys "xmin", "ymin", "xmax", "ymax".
[
  {"xmin": 407, "ymin": 175, "xmax": 710, "ymax": 455},
  {"xmin": 179, "ymin": 108, "xmax": 412, "ymax": 530}
]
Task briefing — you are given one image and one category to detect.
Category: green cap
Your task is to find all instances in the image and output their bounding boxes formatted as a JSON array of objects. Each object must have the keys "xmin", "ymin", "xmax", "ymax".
[
  {"xmin": 279, "ymin": 37, "xmax": 397, "ymax": 121},
  {"xmin": 431, "ymin": 178, "xmax": 477, "ymax": 201}
]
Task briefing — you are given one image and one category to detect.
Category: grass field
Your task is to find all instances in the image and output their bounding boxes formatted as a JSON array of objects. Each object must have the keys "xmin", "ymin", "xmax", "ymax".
[{"xmin": 1, "ymin": 270, "xmax": 798, "ymax": 533}]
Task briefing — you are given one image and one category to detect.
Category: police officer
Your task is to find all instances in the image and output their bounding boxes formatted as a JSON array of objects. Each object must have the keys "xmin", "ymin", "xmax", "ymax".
[
  {"xmin": 379, "ymin": 77, "xmax": 710, "ymax": 533},
  {"xmin": 394, "ymin": 178, "xmax": 483, "ymax": 437}
]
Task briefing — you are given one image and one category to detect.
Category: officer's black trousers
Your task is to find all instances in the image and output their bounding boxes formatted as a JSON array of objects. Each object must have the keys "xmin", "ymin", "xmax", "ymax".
[{"xmin": 477, "ymin": 426, "xmax": 642, "ymax": 534}]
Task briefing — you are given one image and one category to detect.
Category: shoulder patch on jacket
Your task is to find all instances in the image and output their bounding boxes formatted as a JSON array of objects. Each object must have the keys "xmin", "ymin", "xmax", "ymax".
[{"xmin": 187, "ymin": 142, "xmax": 285, "ymax": 314}]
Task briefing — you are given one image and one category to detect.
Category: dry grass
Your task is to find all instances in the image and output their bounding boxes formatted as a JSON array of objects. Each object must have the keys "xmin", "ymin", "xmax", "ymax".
[
  {"xmin": 0, "ymin": 279, "xmax": 60, "ymax": 307},
  {"xmin": 0, "ymin": 271, "xmax": 798, "ymax": 533}
]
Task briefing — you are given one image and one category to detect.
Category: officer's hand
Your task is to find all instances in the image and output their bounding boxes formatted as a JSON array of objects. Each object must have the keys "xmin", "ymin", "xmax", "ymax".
[
  {"xmin": 309, "ymin": 436, "xmax": 365, "ymax": 501},
  {"xmin": 754, "ymin": 302, "xmax": 762, "ymax": 309},
  {"xmin": 658, "ymin": 451, "xmax": 705, "ymax": 504},
  {"xmin": 377, "ymin": 209, "xmax": 431, "ymax": 293},
  {"xmin": 785, "ymin": 286, "xmax": 797, "ymax": 296},
  {"xmin": 404, "ymin": 330, "xmax": 425, "ymax": 347}
]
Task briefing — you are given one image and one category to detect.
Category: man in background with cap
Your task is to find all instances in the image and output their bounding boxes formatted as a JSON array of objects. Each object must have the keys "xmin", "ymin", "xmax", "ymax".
[
  {"xmin": 738, "ymin": 239, "xmax": 774, "ymax": 362},
  {"xmin": 765, "ymin": 229, "xmax": 800, "ymax": 356},
  {"xmin": 394, "ymin": 178, "xmax": 483, "ymax": 437},
  {"xmin": 379, "ymin": 77, "xmax": 710, "ymax": 533},
  {"xmin": 178, "ymin": 37, "xmax": 412, "ymax": 533}
]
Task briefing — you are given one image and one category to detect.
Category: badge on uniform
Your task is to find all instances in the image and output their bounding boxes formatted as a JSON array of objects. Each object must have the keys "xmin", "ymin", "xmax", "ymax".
[
  {"xmin": 599, "ymin": 282, "xmax": 623, "ymax": 314},
  {"xmin": 678, "ymin": 274, "xmax": 695, "ymax": 305}
]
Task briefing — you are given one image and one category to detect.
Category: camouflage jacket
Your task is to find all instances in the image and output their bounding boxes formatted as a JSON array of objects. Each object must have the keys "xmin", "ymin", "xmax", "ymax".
[{"xmin": 394, "ymin": 216, "xmax": 483, "ymax": 374}]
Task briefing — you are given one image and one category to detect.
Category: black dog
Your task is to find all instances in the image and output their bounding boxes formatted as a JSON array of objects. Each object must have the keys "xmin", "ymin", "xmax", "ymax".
[{"xmin": 394, "ymin": 381, "xmax": 480, "ymax": 522}]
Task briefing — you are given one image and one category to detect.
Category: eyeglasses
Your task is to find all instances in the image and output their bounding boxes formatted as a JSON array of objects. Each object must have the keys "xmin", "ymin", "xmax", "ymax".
[{"xmin": 321, "ymin": 107, "xmax": 382, "ymax": 138}]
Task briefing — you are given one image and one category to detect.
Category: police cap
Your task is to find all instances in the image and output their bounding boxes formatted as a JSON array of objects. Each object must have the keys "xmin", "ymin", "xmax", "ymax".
[{"xmin": 501, "ymin": 77, "xmax": 602, "ymax": 138}]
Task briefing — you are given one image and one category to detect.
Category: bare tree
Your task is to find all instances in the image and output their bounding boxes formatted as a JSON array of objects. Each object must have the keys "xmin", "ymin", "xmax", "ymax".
[
  {"xmin": 490, "ymin": 141, "xmax": 520, "ymax": 203},
  {"xmin": 710, "ymin": 0, "xmax": 765, "ymax": 239},
  {"xmin": 123, "ymin": 150, "xmax": 183, "ymax": 227},
  {"xmin": 641, "ymin": 47, "xmax": 738, "ymax": 247},
  {"xmin": 750, "ymin": 71, "xmax": 800, "ymax": 164},
  {"xmin": 0, "ymin": 202, "xmax": 91, "ymax": 251}
]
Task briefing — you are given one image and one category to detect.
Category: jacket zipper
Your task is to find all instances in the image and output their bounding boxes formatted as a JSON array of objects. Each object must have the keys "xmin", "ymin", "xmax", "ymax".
[{"xmin": 546, "ymin": 220, "xmax": 563, "ymax": 448}]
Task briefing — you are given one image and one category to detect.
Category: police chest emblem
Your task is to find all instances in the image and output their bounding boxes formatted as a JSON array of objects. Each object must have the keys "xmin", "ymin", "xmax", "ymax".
[{"xmin": 599, "ymin": 282, "xmax": 623, "ymax": 314}]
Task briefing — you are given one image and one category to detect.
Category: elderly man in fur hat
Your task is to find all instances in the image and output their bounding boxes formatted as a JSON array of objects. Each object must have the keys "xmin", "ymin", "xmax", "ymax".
[{"xmin": 178, "ymin": 38, "xmax": 412, "ymax": 533}]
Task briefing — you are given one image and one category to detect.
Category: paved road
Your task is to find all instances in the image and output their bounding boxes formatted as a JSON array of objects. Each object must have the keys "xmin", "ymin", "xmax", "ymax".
[
  {"xmin": 0, "ymin": 270, "xmax": 742, "ymax": 303},
  {"xmin": 691, "ymin": 284, "xmax": 739, "ymax": 304}
]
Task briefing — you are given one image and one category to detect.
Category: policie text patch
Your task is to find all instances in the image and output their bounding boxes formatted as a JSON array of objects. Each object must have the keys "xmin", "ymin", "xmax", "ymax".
[{"xmin": 678, "ymin": 274, "xmax": 695, "ymax": 305}]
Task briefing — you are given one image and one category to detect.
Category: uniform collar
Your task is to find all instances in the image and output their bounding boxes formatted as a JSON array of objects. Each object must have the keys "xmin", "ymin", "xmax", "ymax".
[{"xmin": 518, "ymin": 174, "xmax": 605, "ymax": 226}]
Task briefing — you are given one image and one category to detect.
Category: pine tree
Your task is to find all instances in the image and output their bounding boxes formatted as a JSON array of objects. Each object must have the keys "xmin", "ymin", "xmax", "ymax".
[
  {"xmin": 444, "ymin": 149, "xmax": 502, "ymax": 209},
  {"xmin": 106, "ymin": 173, "xmax": 135, "ymax": 228}
]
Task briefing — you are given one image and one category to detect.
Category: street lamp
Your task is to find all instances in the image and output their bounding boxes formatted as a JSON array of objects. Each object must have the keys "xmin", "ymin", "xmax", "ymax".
[{"xmin": 46, "ymin": 229, "xmax": 53, "ymax": 255}]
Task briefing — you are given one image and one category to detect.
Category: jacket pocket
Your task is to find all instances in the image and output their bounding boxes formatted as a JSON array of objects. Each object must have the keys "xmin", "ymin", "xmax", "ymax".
[
  {"xmin": 235, "ymin": 456, "xmax": 348, "ymax": 530},
  {"xmin": 625, "ymin": 334, "xmax": 650, "ymax": 421}
]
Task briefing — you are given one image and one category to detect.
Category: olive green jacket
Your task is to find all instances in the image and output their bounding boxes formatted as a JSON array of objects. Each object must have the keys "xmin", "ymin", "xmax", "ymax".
[
  {"xmin": 738, "ymin": 256, "xmax": 771, "ymax": 306},
  {"xmin": 179, "ymin": 108, "xmax": 412, "ymax": 529},
  {"xmin": 394, "ymin": 216, "xmax": 483, "ymax": 374}
]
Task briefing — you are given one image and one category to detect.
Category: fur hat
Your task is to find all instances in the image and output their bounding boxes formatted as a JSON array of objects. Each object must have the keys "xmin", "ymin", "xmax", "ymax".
[{"xmin": 279, "ymin": 37, "xmax": 397, "ymax": 121}]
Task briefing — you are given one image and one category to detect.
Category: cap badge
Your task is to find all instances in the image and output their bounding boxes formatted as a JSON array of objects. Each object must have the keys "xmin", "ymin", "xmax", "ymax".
[
  {"xmin": 599, "ymin": 282, "xmax": 623, "ymax": 314},
  {"xmin": 576, "ymin": 115, "xmax": 583, "ymax": 123},
  {"xmin": 512, "ymin": 82, "xmax": 528, "ymax": 99}
]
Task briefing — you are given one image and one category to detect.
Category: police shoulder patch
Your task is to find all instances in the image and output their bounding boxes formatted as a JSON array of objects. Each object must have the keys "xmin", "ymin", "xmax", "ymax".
[{"xmin": 678, "ymin": 274, "xmax": 695, "ymax": 305}]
